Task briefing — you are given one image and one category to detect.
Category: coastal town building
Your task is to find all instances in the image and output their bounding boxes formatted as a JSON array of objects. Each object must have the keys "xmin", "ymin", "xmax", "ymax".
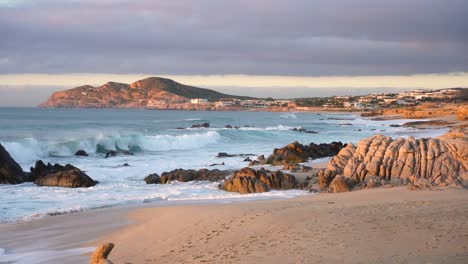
[{"xmin": 190, "ymin": 98, "xmax": 209, "ymax": 104}]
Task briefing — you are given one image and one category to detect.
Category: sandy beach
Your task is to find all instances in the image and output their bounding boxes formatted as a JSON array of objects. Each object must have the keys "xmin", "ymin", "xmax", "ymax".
[{"xmin": 1, "ymin": 186, "xmax": 467, "ymax": 264}]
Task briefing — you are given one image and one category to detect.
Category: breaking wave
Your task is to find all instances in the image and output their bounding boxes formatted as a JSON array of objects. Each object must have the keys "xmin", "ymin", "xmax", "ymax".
[{"xmin": 1, "ymin": 131, "xmax": 221, "ymax": 163}]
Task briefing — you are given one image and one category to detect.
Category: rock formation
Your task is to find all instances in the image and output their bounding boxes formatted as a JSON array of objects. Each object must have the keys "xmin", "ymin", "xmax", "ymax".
[
  {"xmin": 0, "ymin": 143, "xmax": 28, "ymax": 184},
  {"xmin": 223, "ymin": 167, "xmax": 297, "ymax": 194},
  {"xmin": 250, "ymin": 141, "xmax": 344, "ymax": 166},
  {"xmin": 318, "ymin": 134, "xmax": 468, "ymax": 192},
  {"xmin": 31, "ymin": 160, "xmax": 97, "ymax": 188},
  {"xmin": 75, "ymin": 150, "xmax": 89, "ymax": 156},
  {"xmin": 145, "ymin": 169, "xmax": 231, "ymax": 184},
  {"xmin": 191, "ymin": 122, "xmax": 210, "ymax": 128},
  {"xmin": 144, "ymin": 173, "xmax": 161, "ymax": 184},
  {"xmin": 90, "ymin": 243, "xmax": 114, "ymax": 264}
]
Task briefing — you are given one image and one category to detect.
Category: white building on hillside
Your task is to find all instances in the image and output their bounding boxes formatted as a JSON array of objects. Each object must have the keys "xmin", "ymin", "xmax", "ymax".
[{"xmin": 190, "ymin": 98, "xmax": 209, "ymax": 104}]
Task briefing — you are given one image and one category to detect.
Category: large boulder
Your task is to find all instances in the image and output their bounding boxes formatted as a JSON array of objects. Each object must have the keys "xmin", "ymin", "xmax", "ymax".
[
  {"xmin": 318, "ymin": 134, "xmax": 468, "ymax": 192},
  {"xmin": 223, "ymin": 167, "xmax": 297, "ymax": 194},
  {"xmin": 0, "ymin": 143, "xmax": 28, "ymax": 184},
  {"xmin": 144, "ymin": 173, "xmax": 160, "ymax": 184},
  {"xmin": 31, "ymin": 160, "xmax": 97, "ymax": 188},
  {"xmin": 147, "ymin": 169, "xmax": 231, "ymax": 184}
]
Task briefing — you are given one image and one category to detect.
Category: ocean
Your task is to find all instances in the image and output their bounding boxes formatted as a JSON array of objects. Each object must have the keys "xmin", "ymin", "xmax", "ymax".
[{"xmin": 0, "ymin": 108, "xmax": 448, "ymax": 222}]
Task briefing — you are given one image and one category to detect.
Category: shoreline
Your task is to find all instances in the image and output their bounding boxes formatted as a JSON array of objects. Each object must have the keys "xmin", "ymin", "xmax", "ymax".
[{"xmin": 1, "ymin": 187, "xmax": 467, "ymax": 263}]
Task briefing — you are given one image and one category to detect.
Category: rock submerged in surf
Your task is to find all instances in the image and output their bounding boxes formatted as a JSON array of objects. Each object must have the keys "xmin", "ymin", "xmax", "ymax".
[
  {"xmin": 191, "ymin": 122, "xmax": 210, "ymax": 128},
  {"xmin": 75, "ymin": 149, "xmax": 89, "ymax": 156},
  {"xmin": 145, "ymin": 168, "xmax": 231, "ymax": 184},
  {"xmin": 30, "ymin": 160, "xmax": 97, "ymax": 188},
  {"xmin": 0, "ymin": 143, "xmax": 29, "ymax": 184},
  {"xmin": 249, "ymin": 141, "xmax": 344, "ymax": 166},
  {"xmin": 1, "ymin": 143, "xmax": 97, "ymax": 188}
]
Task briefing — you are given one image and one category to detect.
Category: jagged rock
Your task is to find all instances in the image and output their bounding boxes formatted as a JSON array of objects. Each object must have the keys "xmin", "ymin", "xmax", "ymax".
[
  {"xmin": 144, "ymin": 173, "xmax": 161, "ymax": 184},
  {"xmin": 217, "ymin": 152, "xmax": 255, "ymax": 158},
  {"xmin": 265, "ymin": 141, "xmax": 344, "ymax": 166},
  {"xmin": 290, "ymin": 127, "xmax": 318, "ymax": 134},
  {"xmin": 90, "ymin": 242, "xmax": 114, "ymax": 264},
  {"xmin": 243, "ymin": 157, "xmax": 252, "ymax": 162},
  {"xmin": 223, "ymin": 168, "xmax": 270, "ymax": 194},
  {"xmin": 191, "ymin": 122, "xmax": 210, "ymax": 128},
  {"xmin": 209, "ymin": 162, "xmax": 225, "ymax": 166},
  {"xmin": 149, "ymin": 168, "xmax": 231, "ymax": 184},
  {"xmin": 75, "ymin": 150, "xmax": 89, "ymax": 156},
  {"xmin": 329, "ymin": 175, "xmax": 350, "ymax": 193},
  {"xmin": 318, "ymin": 134, "xmax": 468, "ymax": 192},
  {"xmin": 223, "ymin": 167, "xmax": 297, "ymax": 194},
  {"xmin": 0, "ymin": 143, "xmax": 28, "ymax": 184},
  {"xmin": 31, "ymin": 160, "xmax": 97, "ymax": 188},
  {"xmin": 225, "ymin": 125, "xmax": 233, "ymax": 129},
  {"xmin": 249, "ymin": 155, "xmax": 266, "ymax": 166}
]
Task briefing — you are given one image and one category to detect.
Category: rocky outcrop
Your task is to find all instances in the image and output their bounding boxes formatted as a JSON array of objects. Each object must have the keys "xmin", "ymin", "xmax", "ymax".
[
  {"xmin": 290, "ymin": 127, "xmax": 317, "ymax": 134},
  {"xmin": 256, "ymin": 141, "xmax": 344, "ymax": 166},
  {"xmin": 318, "ymin": 134, "xmax": 468, "ymax": 192},
  {"xmin": 0, "ymin": 143, "xmax": 28, "ymax": 184},
  {"xmin": 217, "ymin": 152, "xmax": 255, "ymax": 158},
  {"xmin": 31, "ymin": 160, "xmax": 97, "ymax": 188},
  {"xmin": 90, "ymin": 242, "xmax": 114, "ymax": 264},
  {"xmin": 144, "ymin": 173, "xmax": 161, "ymax": 184},
  {"xmin": 146, "ymin": 169, "xmax": 231, "ymax": 184},
  {"xmin": 223, "ymin": 167, "xmax": 297, "ymax": 194},
  {"xmin": 191, "ymin": 122, "xmax": 210, "ymax": 128},
  {"xmin": 75, "ymin": 150, "xmax": 89, "ymax": 156}
]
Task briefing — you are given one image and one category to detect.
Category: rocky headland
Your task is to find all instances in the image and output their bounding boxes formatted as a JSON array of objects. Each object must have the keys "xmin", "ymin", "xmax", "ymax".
[{"xmin": 39, "ymin": 77, "xmax": 252, "ymax": 109}]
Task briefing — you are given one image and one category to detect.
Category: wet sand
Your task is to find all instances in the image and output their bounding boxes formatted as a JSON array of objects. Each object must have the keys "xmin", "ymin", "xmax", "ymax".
[
  {"xmin": 2, "ymin": 187, "xmax": 467, "ymax": 263},
  {"xmin": 95, "ymin": 187, "xmax": 468, "ymax": 264}
]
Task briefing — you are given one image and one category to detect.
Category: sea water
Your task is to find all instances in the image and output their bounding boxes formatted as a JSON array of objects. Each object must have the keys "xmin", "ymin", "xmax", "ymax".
[{"xmin": 0, "ymin": 108, "xmax": 448, "ymax": 222}]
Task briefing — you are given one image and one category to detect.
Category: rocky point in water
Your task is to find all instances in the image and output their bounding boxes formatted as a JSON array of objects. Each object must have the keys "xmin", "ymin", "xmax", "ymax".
[
  {"xmin": 30, "ymin": 160, "xmax": 98, "ymax": 188},
  {"xmin": 0, "ymin": 143, "xmax": 97, "ymax": 188},
  {"xmin": 318, "ymin": 134, "xmax": 468, "ymax": 192},
  {"xmin": 145, "ymin": 168, "xmax": 231, "ymax": 184},
  {"xmin": 250, "ymin": 141, "xmax": 344, "ymax": 166},
  {"xmin": 0, "ymin": 143, "xmax": 29, "ymax": 184}
]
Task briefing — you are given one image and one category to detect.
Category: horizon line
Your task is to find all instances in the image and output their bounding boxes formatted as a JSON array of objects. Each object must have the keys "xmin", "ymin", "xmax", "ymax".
[{"xmin": 0, "ymin": 72, "xmax": 468, "ymax": 90}]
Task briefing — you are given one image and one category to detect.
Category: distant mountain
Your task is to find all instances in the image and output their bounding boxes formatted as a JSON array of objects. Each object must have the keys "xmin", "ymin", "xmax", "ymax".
[{"xmin": 39, "ymin": 77, "xmax": 254, "ymax": 108}]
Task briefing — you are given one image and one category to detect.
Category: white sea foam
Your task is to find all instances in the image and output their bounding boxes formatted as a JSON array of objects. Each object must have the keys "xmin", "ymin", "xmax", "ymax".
[
  {"xmin": 0, "ymin": 247, "xmax": 95, "ymax": 264},
  {"xmin": 280, "ymin": 113, "xmax": 298, "ymax": 119},
  {"xmin": 238, "ymin": 125, "xmax": 299, "ymax": 131}
]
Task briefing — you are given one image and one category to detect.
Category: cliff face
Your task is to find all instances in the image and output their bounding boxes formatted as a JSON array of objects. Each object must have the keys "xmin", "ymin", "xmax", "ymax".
[{"xmin": 39, "ymin": 77, "xmax": 249, "ymax": 108}]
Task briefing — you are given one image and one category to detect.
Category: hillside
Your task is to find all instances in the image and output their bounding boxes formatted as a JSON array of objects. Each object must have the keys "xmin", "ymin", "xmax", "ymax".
[{"xmin": 39, "ymin": 77, "xmax": 253, "ymax": 108}]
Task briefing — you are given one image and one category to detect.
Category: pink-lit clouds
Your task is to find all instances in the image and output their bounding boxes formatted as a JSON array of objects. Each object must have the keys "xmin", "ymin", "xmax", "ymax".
[{"xmin": 1, "ymin": 0, "xmax": 467, "ymax": 76}]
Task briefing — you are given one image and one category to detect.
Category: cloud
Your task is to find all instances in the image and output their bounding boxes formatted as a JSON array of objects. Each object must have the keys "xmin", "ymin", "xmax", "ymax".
[{"xmin": 0, "ymin": 0, "xmax": 467, "ymax": 75}]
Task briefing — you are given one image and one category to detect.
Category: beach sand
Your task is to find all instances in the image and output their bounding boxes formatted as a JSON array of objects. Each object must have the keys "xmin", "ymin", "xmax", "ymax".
[
  {"xmin": 3, "ymin": 186, "xmax": 466, "ymax": 263},
  {"xmin": 94, "ymin": 187, "xmax": 468, "ymax": 264}
]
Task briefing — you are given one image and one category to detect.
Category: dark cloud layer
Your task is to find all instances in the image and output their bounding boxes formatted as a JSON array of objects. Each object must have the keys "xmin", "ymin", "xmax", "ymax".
[{"xmin": 1, "ymin": 0, "xmax": 467, "ymax": 75}]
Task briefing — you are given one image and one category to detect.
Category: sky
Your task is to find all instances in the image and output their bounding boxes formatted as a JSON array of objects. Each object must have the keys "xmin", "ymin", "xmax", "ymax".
[{"xmin": 1, "ymin": 0, "xmax": 468, "ymax": 106}]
